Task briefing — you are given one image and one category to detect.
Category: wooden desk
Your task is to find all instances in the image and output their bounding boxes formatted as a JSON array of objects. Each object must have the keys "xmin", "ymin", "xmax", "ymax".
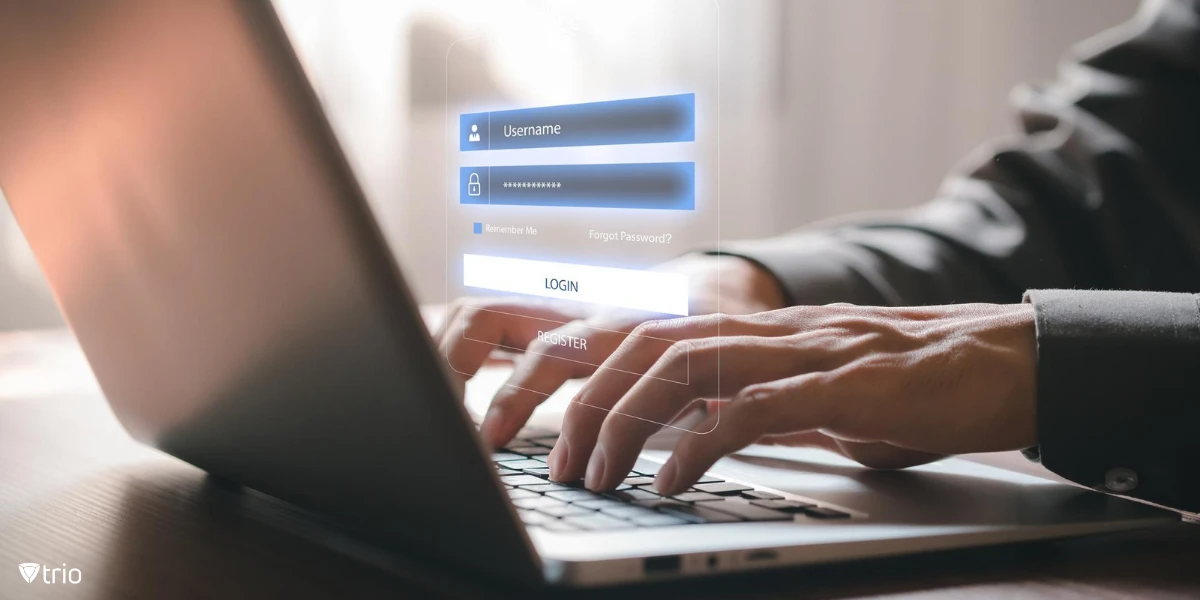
[{"xmin": 2, "ymin": 329, "xmax": 1198, "ymax": 599}]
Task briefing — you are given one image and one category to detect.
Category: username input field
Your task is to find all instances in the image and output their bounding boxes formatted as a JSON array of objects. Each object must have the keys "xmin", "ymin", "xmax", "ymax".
[{"xmin": 460, "ymin": 93, "xmax": 694, "ymax": 151}]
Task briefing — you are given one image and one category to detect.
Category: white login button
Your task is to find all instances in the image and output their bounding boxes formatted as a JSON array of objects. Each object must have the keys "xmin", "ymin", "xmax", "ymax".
[{"xmin": 463, "ymin": 254, "xmax": 689, "ymax": 316}]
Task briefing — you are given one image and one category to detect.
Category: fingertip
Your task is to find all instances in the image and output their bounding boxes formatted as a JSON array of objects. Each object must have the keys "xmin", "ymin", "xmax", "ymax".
[
  {"xmin": 653, "ymin": 459, "xmax": 678, "ymax": 495},
  {"xmin": 547, "ymin": 442, "xmax": 570, "ymax": 481},
  {"xmin": 584, "ymin": 446, "xmax": 607, "ymax": 490}
]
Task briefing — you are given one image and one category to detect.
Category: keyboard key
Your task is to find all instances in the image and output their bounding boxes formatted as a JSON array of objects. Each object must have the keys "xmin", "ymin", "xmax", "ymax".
[
  {"xmin": 703, "ymin": 499, "xmax": 793, "ymax": 521},
  {"xmin": 540, "ymin": 504, "xmax": 593, "ymax": 518},
  {"xmin": 508, "ymin": 489, "xmax": 540, "ymax": 500},
  {"xmin": 749, "ymin": 499, "xmax": 813, "ymax": 512},
  {"xmin": 633, "ymin": 499, "xmax": 689, "ymax": 511},
  {"xmin": 522, "ymin": 468, "xmax": 552, "ymax": 478},
  {"xmin": 513, "ymin": 497, "xmax": 566, "ymax": 510},
  {"xmin": 694, "ymin": 482, "xmax": 753, "ymax": 496},
  {"xmin": 499, "ymin": 459, "xmax": 548, "ymax": 470},
  {"xmin": 492, "ymin": 452, "xmax": 525, "ymax": 462},
  {"xmin": 506, "ymin": 446, "xmax": 542, "ymax": 455},
  {"xmin": 633, "ymin": 458, "xmax": 665, "ymax": 475},
  {"xmin": 546, "ymin": 490, "xmax": 607, "ymax": 503},
  {"xmin": 696, "ymin": 475, "xmax": 723, "ymax": 484},
  {"xmin": 624, "ymin": 476, "xmax": 656, "ymax": 486},
  {"xmin": 803, "ymin": 506, "xmax": 851, "ymax": 519},
  {"xmin": 598, "ymin": 505, "xmax": 660, "ymax": 520},
  {"xmin": 605, "ymin": 489, "xmax": 660, "ymax": 502},
  {"xmin": 741, "ymin": 490, "xmax": 784, "ymax": 501},
  {"xmin": 672, "ymin": 492, "xmax": 724, "ymax": 503},
  {"xmin": 522, "ymin": 483, "xmax": 574, "ymax": 493},
  {"xmin": 500, "ymin": 475, "xmax": 545, "ymax": 486},
  {"xmin": 574, "ymin": 499, "xmax": 626, "ymax": 510},
  {"xmin": 522, "ymin": 446, "xmax": 552, "ymax": 456},
  {"xmin": 496, "ymin": 467, "xmax": 522, "ymax": 477},
  {"xmin": 519, "ymin": 510, "xmax": 556, "ymax": 525},
  {"xmin": 537, "ymin": 520, "xmax": 579, "ymax": 532},
  {"xmin": 660, "ymin": 504, "xmax": 742, "ymax": 524},
  {"xmin": 629, "ymin": 514, "xmax": 690, "ymax": 527},
  {"xmin": 563, "ymin": 514, "xmax": 633, "ymax": 531}
]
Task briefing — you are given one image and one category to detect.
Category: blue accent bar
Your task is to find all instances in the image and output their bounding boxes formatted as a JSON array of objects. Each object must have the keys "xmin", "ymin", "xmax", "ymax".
[
  {"xmin": 459, "ymin": 163, "xmax": 694, "ymax": 210},
  {"xmin": 460, "ymin": 94, "xmax": 695, "ymax": 151}
]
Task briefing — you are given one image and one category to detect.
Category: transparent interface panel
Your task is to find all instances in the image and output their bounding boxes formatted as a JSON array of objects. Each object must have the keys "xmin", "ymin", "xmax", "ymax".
[{"xmin": 444, "ymin": 0, "xmax": 720, "ymax": 433}]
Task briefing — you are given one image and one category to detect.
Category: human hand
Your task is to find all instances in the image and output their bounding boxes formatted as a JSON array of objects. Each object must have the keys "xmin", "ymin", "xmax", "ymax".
[
  {"xmin": 435, "ymin": 254, "xmax": 786, "ymax": 447},
  {"xmin": 544, "ymin": 303, "xmax": 1038, "ymax": 495}
]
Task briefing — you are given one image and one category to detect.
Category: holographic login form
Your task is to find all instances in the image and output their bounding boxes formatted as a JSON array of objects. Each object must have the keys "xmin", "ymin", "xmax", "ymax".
[{"xmin": 445, "ymin": 1, "xmax": 719, "ymax": 319}]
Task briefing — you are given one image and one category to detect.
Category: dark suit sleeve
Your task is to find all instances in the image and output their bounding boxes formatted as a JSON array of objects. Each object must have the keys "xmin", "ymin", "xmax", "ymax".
[{"xmin": 714, "ymin": 0, "xmax": 1200, "ymax": 511}]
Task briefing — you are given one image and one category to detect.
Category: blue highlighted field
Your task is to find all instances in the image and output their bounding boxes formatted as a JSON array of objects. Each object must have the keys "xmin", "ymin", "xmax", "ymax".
[
  {"xmin": 460, "ymin": 163, "xmax": 694, "ymax": 210},
  {"xmin": 460, "ymin": 93, "xmax": 695, "ymax": 151}
]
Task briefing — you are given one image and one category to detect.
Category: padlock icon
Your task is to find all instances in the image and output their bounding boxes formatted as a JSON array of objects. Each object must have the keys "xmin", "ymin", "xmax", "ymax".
[{"xmin": 467, "ymin": 172, "xmax": 482, "ymax": 197}]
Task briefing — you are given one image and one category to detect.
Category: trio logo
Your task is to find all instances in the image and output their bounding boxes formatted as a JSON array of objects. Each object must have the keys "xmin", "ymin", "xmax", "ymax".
[
  {"xmin": 18, "ymin": 563, "xmax": 38, "ymax": 583},
  {"xmin": 17, "ymin": 562, "xmax": 81, "ymax": 584}
]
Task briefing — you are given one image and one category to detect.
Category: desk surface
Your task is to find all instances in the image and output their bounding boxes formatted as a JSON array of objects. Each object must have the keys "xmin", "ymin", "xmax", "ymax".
[{"xmin": 2, "ymin": 329, "xmax": 1199, "ymax": 599}]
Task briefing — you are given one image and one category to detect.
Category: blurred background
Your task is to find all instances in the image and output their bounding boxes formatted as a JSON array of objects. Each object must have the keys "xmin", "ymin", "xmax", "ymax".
[{"xmin": 0, "ymin": 0, "xmax": 1137, "ymax": 331}]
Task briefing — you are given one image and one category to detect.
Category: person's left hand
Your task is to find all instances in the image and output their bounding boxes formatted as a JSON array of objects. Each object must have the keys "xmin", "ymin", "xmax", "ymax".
[{"xmin": 544, "ymin": 303, "xmax": 1039, "ymax": 496}]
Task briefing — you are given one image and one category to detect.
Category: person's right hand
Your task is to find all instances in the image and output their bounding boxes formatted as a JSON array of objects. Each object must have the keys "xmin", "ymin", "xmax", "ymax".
[{"xmin": 434, "ymin": 254, "xmax": 787, "ymax": 448}]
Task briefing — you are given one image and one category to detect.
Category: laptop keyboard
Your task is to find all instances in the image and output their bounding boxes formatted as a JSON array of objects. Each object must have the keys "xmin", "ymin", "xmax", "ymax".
[{"xmin": 496, "ymin": 427, "xmax": 852, "ymax": 532}]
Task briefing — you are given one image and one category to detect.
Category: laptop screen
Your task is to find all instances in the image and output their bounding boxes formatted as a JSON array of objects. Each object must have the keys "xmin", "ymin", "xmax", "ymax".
[{"xmin": 0, "ymin": 0, "xmax": 538, "ymax": 580}]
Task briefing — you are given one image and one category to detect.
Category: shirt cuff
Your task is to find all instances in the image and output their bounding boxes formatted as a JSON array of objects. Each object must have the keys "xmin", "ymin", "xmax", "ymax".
[{"xmin": 1023, "ymin": 289, "xmax": 1200, "ymax": 511}]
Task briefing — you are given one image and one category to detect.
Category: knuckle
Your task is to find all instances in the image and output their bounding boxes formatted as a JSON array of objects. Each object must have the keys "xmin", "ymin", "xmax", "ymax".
[
  {"xmin": 848, "ymin": 351, "xmax": 904, "ymax": 372},
  {"xmin": 633, "ymin": 315, "xmax": 691, "ymax": 338},
  {"xmin": 628, "ymin": 320, "xmax": 663, "ymax": 339},
  {"xmin": 838, "ymin": 330, "xmax": 885, "ymax": 354},
  {"xmin": 736, "ymin": 381, "xmax": 776, "ymax": 402},
  {"xmin": 631, "ymin": 314, "xmax": 707, "ymax": 339},
  {"xmin": 625, "ymin": 322, "xmax": 670, "ymax": 354},
  {"xmin": 622, "ymin": 321, "xmax": 675, "ymax": 355},
  {"xmin": 661, "ymin": 339, "xmax": 696, "ymax": 366}
]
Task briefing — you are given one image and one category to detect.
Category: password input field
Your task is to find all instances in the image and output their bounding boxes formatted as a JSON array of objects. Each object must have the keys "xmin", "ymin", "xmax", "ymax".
[{"xmin": 460, "ymin": 163, "xmax": 694, "ymax": 210}]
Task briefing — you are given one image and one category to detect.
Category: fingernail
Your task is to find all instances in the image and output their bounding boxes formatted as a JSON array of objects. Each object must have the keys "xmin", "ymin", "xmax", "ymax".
[
  {"xmin": 654, "ymin": 459, "xmax": 678, "ymax": 495},
  {"xmin": 585, "ymin": 446, "xmax": 607, "ymax": 490},
  {"xmin": 548, "ymin": 442, "xmax": 569, "ymax": 481}
]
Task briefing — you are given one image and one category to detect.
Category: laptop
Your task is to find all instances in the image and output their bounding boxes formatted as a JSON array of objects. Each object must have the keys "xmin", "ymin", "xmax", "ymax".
[{"xmin": 0, "ymin": 0, "xmax": 1177, "ymax": 588}]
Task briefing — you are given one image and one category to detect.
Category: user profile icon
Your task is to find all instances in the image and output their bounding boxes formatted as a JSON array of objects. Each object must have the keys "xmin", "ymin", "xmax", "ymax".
[{"xmin": 468, "ymin": 123, "xmax": 481, "ymax": 143}]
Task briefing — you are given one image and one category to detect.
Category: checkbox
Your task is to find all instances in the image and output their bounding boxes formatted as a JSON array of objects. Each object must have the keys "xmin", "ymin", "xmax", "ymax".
[{"xmin": 473, "ymin": 222, "xmax": 483, "ymax": 234}]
